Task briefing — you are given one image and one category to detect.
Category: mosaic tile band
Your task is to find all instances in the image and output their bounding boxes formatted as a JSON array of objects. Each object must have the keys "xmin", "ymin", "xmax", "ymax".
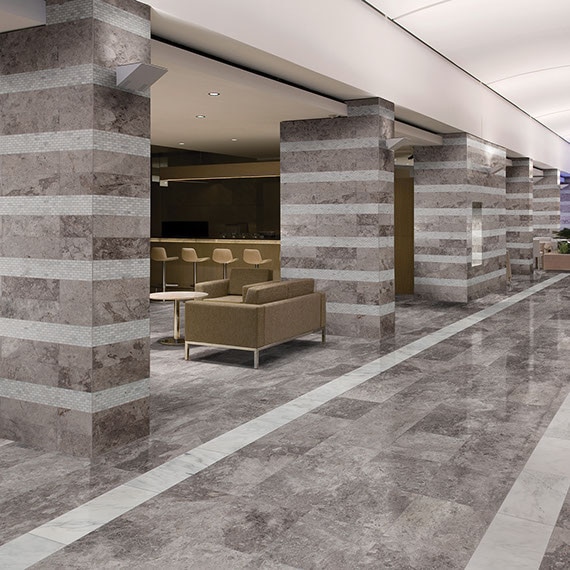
[
  {"xmin": 0, "ymin": 317, "xmax": 149, "ymax": 347},
  {"xmin": 0, "ymin": 258, "xmax": 149, "ymax": 281},
  {"xmin": 0, "ymin": 377, "xmax": 149, "ymax": 413},
  {"xmin": 46, "ymin": 0, "xmax": 150, "ymax": 38}
]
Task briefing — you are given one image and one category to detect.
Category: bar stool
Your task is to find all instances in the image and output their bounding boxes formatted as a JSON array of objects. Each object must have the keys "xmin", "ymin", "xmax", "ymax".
[
  {"xmin": 181, "ymin": 247, "xmax": 209, "ymax": 289},
  {"xmin": 243, "ymin": 248, "xmax": 272, "ymax": 269},
  {"xmin": 150, "ymin": 247, "xmax": 178, "ymax": 292},
  {"xmin": 212, "ymin": 248, "xmax": 237, "ymax": 279}
]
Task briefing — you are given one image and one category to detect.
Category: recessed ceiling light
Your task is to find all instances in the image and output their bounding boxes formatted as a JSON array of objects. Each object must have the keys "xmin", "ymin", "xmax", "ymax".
[
  {"xmin": 196, "ymin": 114, "xmax": 206, "ymax": 119},
  {"xmin": 231, "ymin": 138, "xmax": 238, "ymax": 142},
  {"xmin": 178, "ymin": 142, "xmax": 185, "ymax": 146},
  {"xmin": 208, "ymin": 91, "xmax": 220, "ymax": 96}
]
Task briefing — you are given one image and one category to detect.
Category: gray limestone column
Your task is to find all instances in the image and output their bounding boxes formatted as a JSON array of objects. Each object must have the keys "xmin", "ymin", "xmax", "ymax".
[
  {"xmin": 414, "ymin": 133, "xmax": 507, "ymax": 302},
  {"xmin": 280, "ymin": 98, "xmax": 395, "ymax": 339},
  {"xmin": 534, "ymin": 169, "xmax": 560, "ymax": 237},
  {"xmin": 561, "ymin": 179, "xmax": 570, "ymax": 230},
  {"xmin": 0, "ymin": 0, "xmax": 151, "ymax": 456},
  {"xmin": 506, "ymin": 158, "xmax": 534, "ymax": 275}
]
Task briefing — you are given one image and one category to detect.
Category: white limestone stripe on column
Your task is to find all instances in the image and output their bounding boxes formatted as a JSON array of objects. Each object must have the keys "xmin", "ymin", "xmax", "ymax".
[
  {"xmin": 0, "ymin": 196, "xmax": 149, "ymax": 216},
  {"xmin": 0, "ymin": 317, "xmax": 149, "ymax": 347},
  {"xmin": 281, "ymin": 268, "xmax": 394, "ymax": 283},
  {"xmin": 0, "ymin": 258, "xmax": 148, "ymax": 280},
  {"xmin": 0, "ymin": 130, "xmax": 149, "ymax": 157},
  {"xmin": 0, "ymin": 377, "xmax": 149, "ymax": 413}
]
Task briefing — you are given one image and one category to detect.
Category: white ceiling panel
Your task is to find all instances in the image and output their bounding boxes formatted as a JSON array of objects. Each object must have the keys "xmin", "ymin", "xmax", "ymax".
[
  {"xmin": 541, "ymin": 112, "xmax": 570, "ymax": 141},
  {"xmin": 0, "ymin": 0, "xmax": 45, "ymax": 33},
  {"xmin": 491, "ymin": 68, "xmax": 570, "ymax": 119},
  {"xmin": 150, "ymin": 40, "xmax": 347, "ymax": 158},
  {"xmin": 364, "ymin": 0, "xmax": 570, "ymax": 142},
  {"xmin": 364, "ymin": 0, "xmax": 449, "ymax": 20}
]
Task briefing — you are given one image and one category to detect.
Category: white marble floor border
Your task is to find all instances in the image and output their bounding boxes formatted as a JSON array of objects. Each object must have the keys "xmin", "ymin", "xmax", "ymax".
[
  {"xmin": 0, "ymin": 273, "xmax": 566, "ymax": 570},
  {"xmin": 465, "ymin": 392, "xmax": 570, "ymax": 570}
]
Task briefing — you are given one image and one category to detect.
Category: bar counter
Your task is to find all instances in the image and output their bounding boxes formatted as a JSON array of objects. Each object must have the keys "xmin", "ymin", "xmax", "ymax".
[{"xmin": 150, "ymin": 238, "xmax": 281, "ymax": 289}]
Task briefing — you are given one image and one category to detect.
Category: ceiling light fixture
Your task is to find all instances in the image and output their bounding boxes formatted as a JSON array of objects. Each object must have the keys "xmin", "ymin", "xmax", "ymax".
[
  {"xmin": 178, "ymin": 142, "xmax": 185, "ymax": 146},
  {"xmin": 196, "ymin": 114, "xmax": 206, "ymax": 119},
  {"xmin": 208, "ymin": 91, "xmax": 220, "ymax": 96},
  {"xmin": 231, "ymin": 138, "xmax": 238, "ymax": 142}
]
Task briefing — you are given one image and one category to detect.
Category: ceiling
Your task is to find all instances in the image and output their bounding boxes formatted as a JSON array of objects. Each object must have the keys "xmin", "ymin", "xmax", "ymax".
[
  {"xmin": 1, "ymin": 0, "xmax": 567, "ymax": 166},
  {"xmin": 150, "ymin": 40, "xmax": 348, "ymax": 159},
  {"xmin": 365, "ymin": 0, "xmax": 570, "ymax": 143},
  {"xmin": 0, "ymin": 0, "xmax": 45, "ymax": 33}
]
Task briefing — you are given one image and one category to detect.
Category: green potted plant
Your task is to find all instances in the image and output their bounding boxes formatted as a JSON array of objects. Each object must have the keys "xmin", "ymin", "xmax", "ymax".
[
  {"xmin": 553, "ymin": 228, "xmax": 570, "ymax": 240},
  {"xmin": 544, "ymin": 228, "xmax": 570, "ymax": 270}
]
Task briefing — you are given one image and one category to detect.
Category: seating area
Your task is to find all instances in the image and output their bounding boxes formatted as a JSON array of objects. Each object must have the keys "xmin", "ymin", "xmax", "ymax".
[
  {"xmin": 150, "ymin": 246, "xmax": 178, "ymax": 292},
  {"xmin": 150, "ymin": 245, "xmax": 277, "ymax": 290},
  {"xmin": 185, "ymin": 278, "xmax": 326, "ymax": 368},
  {"xmin": 180, "ymin": 247, "xmax": 209, "ymax": 289},
  {"xmin": 149, "ymin": 257, "xmax": 326, "ymax": 368}
]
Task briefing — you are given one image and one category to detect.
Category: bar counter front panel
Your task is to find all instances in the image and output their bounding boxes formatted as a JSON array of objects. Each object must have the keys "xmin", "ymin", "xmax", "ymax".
[{"xmin": 150, "ymin": 238, "xmax": 281, "ymax": 289}]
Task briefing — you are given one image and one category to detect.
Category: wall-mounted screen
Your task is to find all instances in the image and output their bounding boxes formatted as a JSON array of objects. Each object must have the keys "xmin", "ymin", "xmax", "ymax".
[{"xmin": 162, "ymin": 221, "xmax": 209, "ymax": 238}]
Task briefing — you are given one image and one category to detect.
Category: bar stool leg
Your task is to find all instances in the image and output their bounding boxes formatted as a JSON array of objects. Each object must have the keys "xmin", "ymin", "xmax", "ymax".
[
  {"xmin": 193, "ymin": 262, "xmax": 198, "ymax": 289},
  {"xmin": 162, "ymin": 261, "xmax": 167, "ymax": 292}
]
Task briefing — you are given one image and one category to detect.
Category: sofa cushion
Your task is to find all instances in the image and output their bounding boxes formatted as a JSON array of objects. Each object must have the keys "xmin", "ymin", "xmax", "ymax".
[
  {"xmin": 228, "ymin": 268, "xmax": 272, "ymax": 295},
  {"xmin": 287, "ymin": 278, "xmax": 314, "ymax": 298},
  {"xmin": 244, "ymin": 281, "xmax": 289, "ymax": 304},
  {"xmin": 205, "ymin": 295, "xmax": 242, "ymax": 303}
]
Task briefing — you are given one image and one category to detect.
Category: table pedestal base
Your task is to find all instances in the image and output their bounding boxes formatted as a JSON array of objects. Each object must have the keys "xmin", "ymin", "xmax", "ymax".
[{"xmin": 158, "ymin": 337, "xmax": 185, "ymax": 346}]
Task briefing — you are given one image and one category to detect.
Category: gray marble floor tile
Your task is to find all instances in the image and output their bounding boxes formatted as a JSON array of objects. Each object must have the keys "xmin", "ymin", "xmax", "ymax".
[
  {"xmin": 313, "ymin": 396, "xmax": 379, "ymax": 419},
  {"xmin": 552, "ymin": 489, "xmax": 570, "ymax": 530},
  {"xmin": 0, "ymin": 464, "xmax": 134, "ymax": 544},
  {"xmin": 256, "ymin": 510, "xmax": 379, "ymax": 569},
  {"xmin": 2, "ymin": 275, "xmax": 570, "ymax": 569},
  {"xmin": 423, "ymin": 462, "xmax": 515, "ymax": 522},
  {"xmin": 539, "ymin": 526, "xmax": 570, "ymax": 570},
  {"xmin": 378, "ymin": 494, "xmax": 488, "ymax": 570},
  {"xmin": 389, "ymin": 430, "xmax": 469, "ymax": 463},
  {"xmin": 367, "ymin": 450, "xmax": 444, "ymax": 495}
]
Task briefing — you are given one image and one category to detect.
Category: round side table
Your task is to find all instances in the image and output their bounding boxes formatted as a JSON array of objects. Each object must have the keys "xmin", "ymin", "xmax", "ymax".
[{"xmin": 150, "ymin": 291, "xmax": 208, "ymax": 345}]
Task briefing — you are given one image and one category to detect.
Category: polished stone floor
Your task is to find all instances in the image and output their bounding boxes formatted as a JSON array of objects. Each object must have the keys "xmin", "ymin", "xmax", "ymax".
[{"xmin": 0, "ymin": 273, "xmax": 569, "ymax": 569}]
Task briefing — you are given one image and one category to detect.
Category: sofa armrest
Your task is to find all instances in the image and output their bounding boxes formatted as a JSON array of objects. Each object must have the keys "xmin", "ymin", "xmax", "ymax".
[
  {"xmin": 195, "ymin": 279, "xmax": 229, "ymax": 298},
  {"xmin": 263, "ymin": 292, "xmax": 325, "ymax": 346},
  {"xmin": 185, "ymin": 301, "xmax": 265, "ymax": 348}
]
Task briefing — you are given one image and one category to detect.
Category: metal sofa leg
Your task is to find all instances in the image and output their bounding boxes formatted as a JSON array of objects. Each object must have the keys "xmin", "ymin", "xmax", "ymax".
[
  {"xmin": 321, "ymin": 328, "xmax": 326, "ymax": 343},
  {"xmin": 254, "ymin": 349, "xmax": 259, "ymax": 369},
  {"xmin": 184, "ymin": 342, "xmax": 190, "ymax": 361}
]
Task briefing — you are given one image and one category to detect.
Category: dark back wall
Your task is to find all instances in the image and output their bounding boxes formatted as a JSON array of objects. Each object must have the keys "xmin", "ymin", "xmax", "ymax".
[{"xmin": 151, "ymin": 177, "xmax": 280, "ymax": 238}]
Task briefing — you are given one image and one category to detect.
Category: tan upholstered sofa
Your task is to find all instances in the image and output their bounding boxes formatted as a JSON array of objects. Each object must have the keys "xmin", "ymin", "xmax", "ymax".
[
  {"xmin": 184, "ymin": 278, "xmax": 326, "ymax": 368},
  {"xmin": 195, "ymin": 268, "xmax": 273, "ymax": 302}
]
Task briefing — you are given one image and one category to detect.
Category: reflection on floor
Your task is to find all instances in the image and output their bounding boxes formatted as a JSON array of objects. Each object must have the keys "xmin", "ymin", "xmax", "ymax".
[{"xmin": 0, "ymin": 274, "xmax": 569, "ymax": 569}]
